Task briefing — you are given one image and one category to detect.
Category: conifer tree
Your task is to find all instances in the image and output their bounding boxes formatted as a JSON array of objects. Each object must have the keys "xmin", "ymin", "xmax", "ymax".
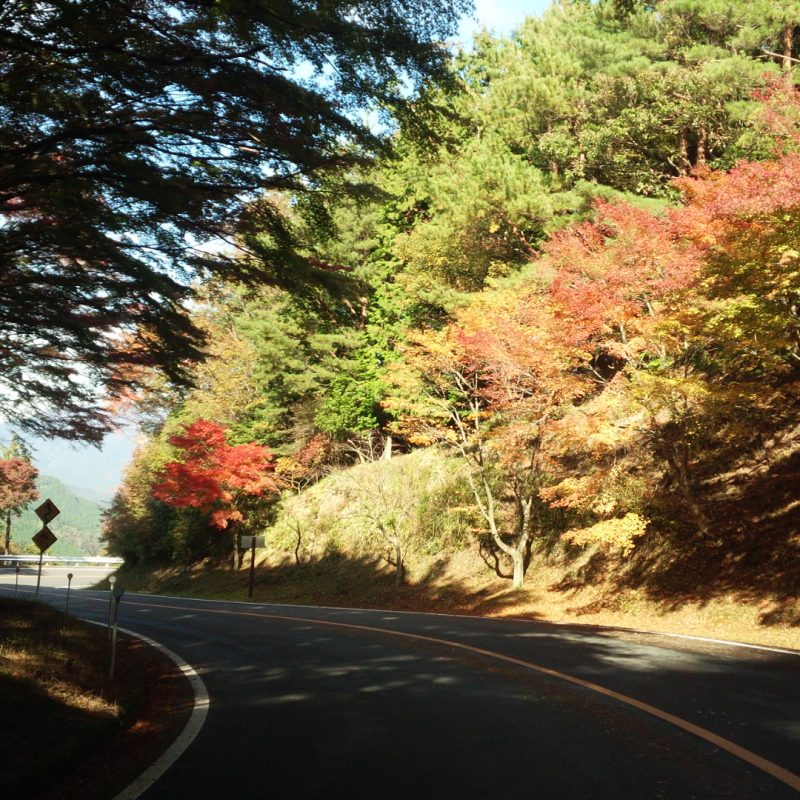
[{"xmin": 0, "ymin": 0, "xmax": 470, "ymax": 441}]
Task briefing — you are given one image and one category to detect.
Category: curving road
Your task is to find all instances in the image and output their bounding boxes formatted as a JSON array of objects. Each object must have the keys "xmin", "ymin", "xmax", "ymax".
[{"xmin": 3, "ymin": 571, "xmax": 799, "ymax": 799}]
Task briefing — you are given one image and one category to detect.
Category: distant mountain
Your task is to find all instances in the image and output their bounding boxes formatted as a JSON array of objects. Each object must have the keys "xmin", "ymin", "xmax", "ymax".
[
  {"xmin": 0, "ymin": 423, "xmax": 138, "ymax": 502},
  {"xmin": 11, "ymin": 475, "xmax": 105, "ymax": 557},
  {"xmin": 64, "ymin": 483, "xmax": 111, "ymax": 507}
]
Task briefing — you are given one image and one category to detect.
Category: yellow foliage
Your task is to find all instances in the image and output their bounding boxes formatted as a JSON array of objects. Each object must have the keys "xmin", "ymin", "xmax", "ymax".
[{"xmin": 561, "ymin": 512, "xmax": 648, "ymax": 556}]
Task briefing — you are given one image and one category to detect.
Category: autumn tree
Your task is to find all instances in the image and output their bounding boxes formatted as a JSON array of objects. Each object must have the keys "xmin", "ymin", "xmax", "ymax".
[
  {"xmin": 390, "ymin": 283, "xmax": 584, "ymax": 588},
  {"xmin": 152, "ymin": 420, "xmax": 280, "ymax": 567},
  {"xmin": 0, "ymin": 437, "xmax": 39, "ymax": 556},
  {"xmin": 340, "ymin": 455, "xmax": 450, "ymax": 586},
  {"xmin": 539, "ymin": 126, "xmax": 800, "ymax": 541}
]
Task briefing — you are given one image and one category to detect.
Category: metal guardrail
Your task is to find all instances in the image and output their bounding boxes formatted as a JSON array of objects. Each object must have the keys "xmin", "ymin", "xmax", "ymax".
[{"xmin": 0, "ymin": 555, "xmax": 123, "ymax": 566}]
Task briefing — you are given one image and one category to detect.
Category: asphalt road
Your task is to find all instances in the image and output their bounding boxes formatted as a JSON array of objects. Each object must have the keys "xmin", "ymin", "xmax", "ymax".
[{"xmin": 2, "ymin": 573, "xmax": 799, "ymax": 799}]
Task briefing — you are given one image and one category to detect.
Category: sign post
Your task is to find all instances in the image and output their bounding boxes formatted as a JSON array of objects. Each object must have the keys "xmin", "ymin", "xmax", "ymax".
[
  {"xmin": 240, "ymin": 534, "xmax": 265, "ymax": 599},
  {"xmin": 32, "ymin": 499, "xmax": 60, "ymax": 601},
  {"xmin": 14, "ymin": 565, "xmax": 20, "ymax": 598}
]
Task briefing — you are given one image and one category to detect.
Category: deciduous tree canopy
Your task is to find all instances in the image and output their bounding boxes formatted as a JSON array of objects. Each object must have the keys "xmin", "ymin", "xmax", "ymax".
[
  {"xmin": 152, "ymin": 418, "xmax": 279, "ymax": 529},
  {"xmin": 0, "ymin": 436, "xmax": 39, "ymax": 554}
]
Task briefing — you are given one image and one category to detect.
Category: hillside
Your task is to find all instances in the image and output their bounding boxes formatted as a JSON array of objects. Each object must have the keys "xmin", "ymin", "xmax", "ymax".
[
  {"xmin": 104, "ymin": 2, "xmax": 800, "ymax": 651},
  {"xmin": 114, "ymin": 441, "xmax": 800, "ymax": 651},
  {"xmin": 11, "ymin": 475, "xmax": 105, "ymax": 557}
]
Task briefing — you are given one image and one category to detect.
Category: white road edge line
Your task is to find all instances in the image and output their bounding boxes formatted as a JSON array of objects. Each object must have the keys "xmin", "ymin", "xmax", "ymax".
[
  {"xmin": 6, "ymin": 585, "xmax": 798, "ymax": 790},
  {"xmin": 113, "ymin": 595, "xmax": 800, "ymax": 794},
  {"xmin": 3, "ymin": 582, "xmax": 798, "ymax": 656},
  {"xmin": 85, "ymin": 620, "xmax": 210, "ymax": 800}
]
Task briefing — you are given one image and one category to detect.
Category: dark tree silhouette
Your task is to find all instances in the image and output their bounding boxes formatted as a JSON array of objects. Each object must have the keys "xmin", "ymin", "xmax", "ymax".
[{"xmin": 0, "ymin": 0, "xmax": 470, "ymax": 440}]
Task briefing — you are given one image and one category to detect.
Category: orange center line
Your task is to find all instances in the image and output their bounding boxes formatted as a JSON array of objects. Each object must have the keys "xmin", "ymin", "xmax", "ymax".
[
  {"xmin": 20, "ymin": 588, "xmax": 800, "ymax": 793},
  {"xmin": 114, "ymin": 595, "xmax": 800, "ymax": 794}
]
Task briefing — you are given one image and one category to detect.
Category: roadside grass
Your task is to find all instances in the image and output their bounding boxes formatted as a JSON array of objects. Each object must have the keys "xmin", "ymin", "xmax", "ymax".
[
  {"xmin": 115, "ymin": 546, "xmax": 800, "ymax": 652},
  {"xmin": 0, "ymin": 598, "xmax": 192, "ymax": 800}
]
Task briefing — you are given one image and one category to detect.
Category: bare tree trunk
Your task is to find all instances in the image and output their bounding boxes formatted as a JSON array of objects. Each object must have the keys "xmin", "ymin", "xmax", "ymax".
[
  {"xmin": 784, "ymin": 24, "xmax": 795, "ymax": 79},
  {"xmin": 664, "ymin": 445, "xmax": 710, "ymax": 537},
  {"xmin": 293, "ymin": 523, "xmax": 303, "ymax": 570},
  {"xmin": 391, "ymin": 536, "xmax": 405, "ymax": 586},
  {"xmin": 677, "ymin": 126, "xmax": 691, "ymax": 176},
  {"xmin": 696, "ymin": 127, "xmax": 707, "ymax": 169},
  {"xmin": 471, "ymin": 473, "xmax": 531, "ymax": 590},
  {"xmin": 511, "ymin": 550, "xmax": 525, "ymax": 590},
  {"xmin": 232, "ymin": 531, "xmax": 242, "ymax": 570},
  {"xmin": 4, "ymin": 510, "xmax": 10, "ymax": 556}
]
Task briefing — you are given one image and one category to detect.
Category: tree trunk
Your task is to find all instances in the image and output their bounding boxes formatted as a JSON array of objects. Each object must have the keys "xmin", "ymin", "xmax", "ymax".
[
  {"xmin": 784, "ymin": 24, "xmax": 795, "ymax": 78},
  {"xmin": 677, "ymin": 126, "xmax": 691, "ymax": 175},
  {"xmin": 383, "ymin": 434, "xmax": 393, "ymax": 461},
  {"xmin": 4, "ymin": 510, "xmax": 10, "ymax": 556},
  {"xmin": 511, "ymin": 550, "xmax": 525, "ymax": 590},
  {"xmin": 664, "ymin": 446, "xmax": 710, "ymax": 537},
  {"xmin": 696, "ymin": 127, "xmax": 707, "ymax": 169},
  {"xmin": 232, "ymin": 531, "xmax": 240, "ymax": 570},
  {"xmin": 472, "ymin": 473, "xmax": 531, "ymax": 590},
  {"xmin": 392, "ymin": 537, "xmax": 404, "ymax": 586},
  {"xmin": 293, "ymin": 524, "xmax": 303, "ymax": 571}
]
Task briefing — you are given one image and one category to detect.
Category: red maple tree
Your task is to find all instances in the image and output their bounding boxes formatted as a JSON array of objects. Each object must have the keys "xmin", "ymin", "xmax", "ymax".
[
  {"xmin": 152, "ymin": 419, "xmax": 279, "ymax": 529},
  {"xmin": 0, "ymin": 457, "xmax": 39, "ymax": 555}
]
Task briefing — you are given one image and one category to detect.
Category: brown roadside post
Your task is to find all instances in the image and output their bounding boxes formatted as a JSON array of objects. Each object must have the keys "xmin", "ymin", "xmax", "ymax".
[
  {"xmin": 65, "ymin": 572, "xmax": 74, "ymax": 613},
  {"xmin": 109, "ymin": 584, "xmax": 125, "ymax": 680},
  {"xmin": 241, "ymin": 534, "xmax": 265, "ymax": 599}
]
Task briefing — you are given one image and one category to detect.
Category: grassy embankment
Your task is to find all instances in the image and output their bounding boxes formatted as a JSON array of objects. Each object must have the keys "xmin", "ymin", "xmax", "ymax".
[
  {"xmin": 117, "ymin": 548, "xmax": 800, "ymax": 652},
  {"xmin": 115, "ymin": 436, "xmax": 800, "ymax": 654},
  {"xmin": 0, "ymin": 599, "xmax": 192, "ymax": 800}
]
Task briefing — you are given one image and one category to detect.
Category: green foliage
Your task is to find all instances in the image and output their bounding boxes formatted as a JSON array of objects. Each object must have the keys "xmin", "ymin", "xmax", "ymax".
[
  {"xmin": 102, "ymin": 438, "xmax": 178, "ymax": 564},
  {"xmin": 314, "ymin": 374, "xmax": 386, "ymax": 436},
  {"xmin": 106, "ymin": 1, "xmax": 800, "ymax": 594}
]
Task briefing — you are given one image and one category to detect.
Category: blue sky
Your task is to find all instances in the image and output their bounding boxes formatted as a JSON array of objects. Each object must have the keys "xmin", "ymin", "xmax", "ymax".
[{"xmin": 459, "ymin": 0, "xmax": 552, "ymax": 41}]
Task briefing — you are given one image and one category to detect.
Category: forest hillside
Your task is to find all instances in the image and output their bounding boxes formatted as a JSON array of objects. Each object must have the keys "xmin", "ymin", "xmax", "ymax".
[
  {"xmin": 105, "ymin": 0, "xmax": 800, "ymax": 647},
  {"xmin": 13, "ymin": 476, "xmax": 104, "ymax": 556}
]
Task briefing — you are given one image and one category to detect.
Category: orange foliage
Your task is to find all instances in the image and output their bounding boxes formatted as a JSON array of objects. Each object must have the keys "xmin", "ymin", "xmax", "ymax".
[{"xmin": 547, "ymin": 200, "xmax": 703, "ymax": 348}]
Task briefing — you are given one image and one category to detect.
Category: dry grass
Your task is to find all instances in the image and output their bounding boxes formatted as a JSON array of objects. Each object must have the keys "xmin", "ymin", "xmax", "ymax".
[
  {"xmin": 0, "ymin": 598, "xmax": 193, "ymax": 800},
  {"xmin": 117, "ymin": 544, "xmax": 800, "ymax": 652}
]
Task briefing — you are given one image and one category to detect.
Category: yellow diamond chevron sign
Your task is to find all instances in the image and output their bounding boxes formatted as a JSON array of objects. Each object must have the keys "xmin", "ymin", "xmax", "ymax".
[
  {"xmin": 34, "ymin": 498, "xmax": 60, "ymax": 525},
  {"xmin": 33, "ymin": 525, "xmax": 57, "ymax": 553}
]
